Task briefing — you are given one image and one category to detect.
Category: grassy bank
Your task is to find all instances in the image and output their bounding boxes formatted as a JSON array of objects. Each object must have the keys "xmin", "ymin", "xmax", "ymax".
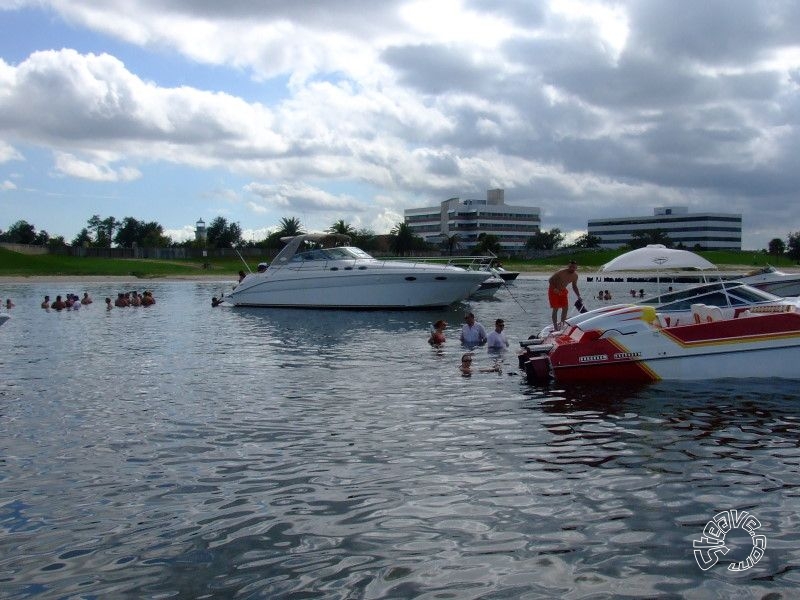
[
  {"xmin": 0, "ymin": 247, "xmax": 795, "ymax": 278},
  {"xmin": 0, "ymin": 247, "xmax": 243, "ymax": 277}
]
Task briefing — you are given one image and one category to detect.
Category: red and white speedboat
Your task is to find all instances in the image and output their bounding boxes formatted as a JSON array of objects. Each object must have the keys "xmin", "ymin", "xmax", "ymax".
[{"xmin": 520, "ymin": 281, "xmax": 800, "ymax": 383}]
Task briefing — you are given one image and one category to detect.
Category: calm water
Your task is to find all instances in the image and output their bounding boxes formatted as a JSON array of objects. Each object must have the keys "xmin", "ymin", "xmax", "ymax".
[{"xmin": 1, "ymin": 277, "xmax": 799, "ymax": 599}]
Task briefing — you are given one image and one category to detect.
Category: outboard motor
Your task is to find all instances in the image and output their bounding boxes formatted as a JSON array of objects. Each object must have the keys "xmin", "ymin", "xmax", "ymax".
[{"xmin": 518, "ymin": 339, "xmax": 554, "ymax": 384}]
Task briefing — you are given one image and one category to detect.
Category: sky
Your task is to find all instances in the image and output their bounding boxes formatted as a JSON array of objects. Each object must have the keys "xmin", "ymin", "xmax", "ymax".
[{"xmin": 1, "ymin": 0, "xmax": 799, "ymax": 249}]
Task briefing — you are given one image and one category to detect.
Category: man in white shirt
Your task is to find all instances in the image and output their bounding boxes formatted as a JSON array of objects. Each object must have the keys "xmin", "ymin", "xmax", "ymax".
[
  {"xmin": 460, "ymin": 312, "xmax": 487, "ymax": 346},
  {"xmin": 487, "ymin": 318, "xmax": 509, "ymax": 350}
]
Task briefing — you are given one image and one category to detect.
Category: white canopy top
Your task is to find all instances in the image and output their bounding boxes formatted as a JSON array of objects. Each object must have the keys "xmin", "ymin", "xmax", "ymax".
[{"xmin": 599, "ymin": 244, "xmax": 717, "ymax": 272}]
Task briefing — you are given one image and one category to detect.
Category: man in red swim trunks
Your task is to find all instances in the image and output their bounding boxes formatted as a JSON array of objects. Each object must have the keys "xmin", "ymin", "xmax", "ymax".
[{"xmin": 548, "ymin": 260, "xmax": 582, "ymax": 330}]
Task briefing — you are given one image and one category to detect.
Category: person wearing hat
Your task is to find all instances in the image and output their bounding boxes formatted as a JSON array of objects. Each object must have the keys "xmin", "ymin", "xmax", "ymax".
[
  {"xmin": 548, "ymin": 260, "xmax": 582, "ymax": 330},
  {"xmin": 460, "ymin": 312, "xmax": 487, "ymax": 346},
  {"xmin": 487, "ymin": 318, "xmax": 509, "ymax": 350}
]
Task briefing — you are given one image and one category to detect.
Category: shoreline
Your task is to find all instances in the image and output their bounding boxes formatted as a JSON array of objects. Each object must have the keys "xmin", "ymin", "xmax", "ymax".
[
  {"xmin": 1, "ymin": 265, "xmax": 797, "ymax": 285},
  {"xmin": 0, "ymin": 274, "xmax": 237, "ymax": 284}
]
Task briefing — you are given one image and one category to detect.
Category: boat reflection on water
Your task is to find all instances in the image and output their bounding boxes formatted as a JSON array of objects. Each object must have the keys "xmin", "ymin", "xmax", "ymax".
[
  {"xmin": 527, "ymin": 378, "xmax": 800, "ymax": 434},
  {"xmin": 524, "ymin": 381, "xmax": 651, "ymax": 415},
  {"xmin": 232, "ymin": 305, "xmax": 467, "ymax": 342}
]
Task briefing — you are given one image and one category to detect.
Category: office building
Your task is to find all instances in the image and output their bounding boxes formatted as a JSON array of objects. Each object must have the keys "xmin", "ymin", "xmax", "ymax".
[
  {"xmin": 587, "ymin": 207, "xmax": 742, "ymax": 250},
  {"xmin": 404, "ymin": 189, "xmax": 541, "ymax": 251}
]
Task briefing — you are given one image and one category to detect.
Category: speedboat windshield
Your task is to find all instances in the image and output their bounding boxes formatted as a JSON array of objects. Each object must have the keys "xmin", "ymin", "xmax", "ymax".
[
  {"xmin": 290, "ymin": 245, "xmax": 373, "ymax": 262},
  {"xmin": 639, "ymin": 281, "xmax": 782, "ymax": 311}
]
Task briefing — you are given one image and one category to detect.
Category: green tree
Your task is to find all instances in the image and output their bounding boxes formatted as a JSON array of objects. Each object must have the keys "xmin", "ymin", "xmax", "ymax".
[
  {"xmin": 525, "ymin": 228, "xmax": 564, "ymax": 250},
  {"xmin": 0, "ymin": 220, "xmax": 37, "ymax": 244},
  {"xmin": 206, "ymin": 216, "xmax": 243, "ymax": 248},
  {"xmin": 277, "ymin": 216, "xmax": 304, "ymax": 237},
  {"xmin": 768, "ymin": 237, "xmax": 786, "ymax": 258},
  {"xmin": 139, "ymin": 221, "xmax": 171, "ymax": 247},
  {"xmin": 628, "ymin": 229, "xmax": 672, "ymax": 249},
  {"xmin": 441, "ymin": 233, "xmax": 461, "ymax": 255},
  {"xmin": 390, "ymin": 222, "xmax": 418, "ymax": 256},
  {"xmin": 47, "ymin": 235, "xmax": 68, "ymax": 249},
  {"xmin": 474, "ymin": 233, "xmax": 501, "ymax": 255},
  {"xmin": 33, "ymin": 229, "xmax": 50, "ymax": 245},
  {"xmin": 115, "ymin": 217, "xmax": 143, "ymax": 248},
  {"xmin": 260, "ymin": 217, "xmax": 306, "ymax": 249},
  {"xmin": 72, "ymin": 228, "xmax": 93, "ymax": 247},
  {"xmin": 86, "ymin": 215, "xmax": 117, "ymax": 247},
  {"xmin": 327, "ymin": 219, "xmax": 357, "ymax": 237},
  {"xmin": 787, "ymin": 231, "xmax": 800, "ymax": 261},
  {"xmin": 572, "ymin": 233, "xmax": 601, "ymax": 249},
  {"xmin": 352, "ymin": 228, "xmax": 376, "ymax": 250},
  {"xmin": 115, "ymin": 217, "xmax": 172, "ymax": 247}
]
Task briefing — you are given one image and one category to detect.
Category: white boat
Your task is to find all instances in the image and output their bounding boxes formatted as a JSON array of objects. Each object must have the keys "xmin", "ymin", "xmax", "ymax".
[
  {"xmin": 489, "ymin": 266, "xmax": 519, "ymax": 281},
  {"xmin": 224, "ymin": 234, "xmax": 489, "ymax": 309},
  {"xmin": 470, "ymin": 275, "xmax": 505, "ymax": 299},
  {"xmin": 519, "ymin": 281, "xmax": 800, "ymax": 383},
  {"xmin": 735, "ymin": 265, "xmax": 800, "ymax": 297}
]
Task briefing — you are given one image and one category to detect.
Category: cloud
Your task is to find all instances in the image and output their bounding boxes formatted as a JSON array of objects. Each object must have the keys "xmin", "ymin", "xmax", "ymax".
[
  {"xmin": 54, "ymin": 152, "xmax": 142, "ymax": 182},
  {"xmin": 244, "ymin": 182, "xmax": 367, "ymax": 213},
  {"xmin": 1, "ymin": 179, "xmax": 16, "ymax": 191},
  {"xmin": 1, "ymin": 1, "xmax": 799, "ymax": 247},
  {"xmin": 0, "ymin": 141, "xmax": 23, "ymax": 163}
]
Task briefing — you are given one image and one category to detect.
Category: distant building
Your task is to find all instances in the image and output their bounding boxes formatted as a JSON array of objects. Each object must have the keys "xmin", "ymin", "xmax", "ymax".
[
  {"xmin": 195, "ymin": 218, "xmax": 207, "ymax": 243},
  {"xmin": 587, "ymin": 207, "xmax": 742, "ymax": 250},
  {"xmin": 404, "ymin": 189, "xmax": 541, "ymax": 251}
]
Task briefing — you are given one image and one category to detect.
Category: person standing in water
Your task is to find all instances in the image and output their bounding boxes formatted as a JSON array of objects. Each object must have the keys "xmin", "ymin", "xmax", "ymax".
[{"xmin": 548, "ymin": 260, "xmax": 581, "ymax": 330}]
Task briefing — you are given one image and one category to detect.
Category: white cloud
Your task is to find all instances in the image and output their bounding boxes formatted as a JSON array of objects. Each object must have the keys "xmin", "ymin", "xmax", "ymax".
[
  {"xmin": 54, "ymin": 152, "xmax": 142, "ymax": 182},
  {"xmin": 1, "ymin": 179, "xmax": 16, "ymax": 191},
  {"xmin": 1, "ymin": 1, "xmax": 800, "ymax": 247},
  {"xmin": 244, "ymin": 182, "xmax": 366, "ymax": 212},
  {"xmin": 0, "ymin": 140, "xmax": 23, "ymax": 163}
]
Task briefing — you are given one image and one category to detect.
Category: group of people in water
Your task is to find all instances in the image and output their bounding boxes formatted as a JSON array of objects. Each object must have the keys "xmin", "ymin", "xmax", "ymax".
[
  {"xmin": 429, "ymin": 259, "xmax": 586, "ymax": 376},
  {"xmin": 428, "ymin": 312, "xmax": 510, "ymax": 376},
  {"xmin": 35, "ymin": 290, "xmax": 155, "ymax": 311},
  {"xmin": 39, "ymin": 292, "xmax": 93, "ymax": 310}
]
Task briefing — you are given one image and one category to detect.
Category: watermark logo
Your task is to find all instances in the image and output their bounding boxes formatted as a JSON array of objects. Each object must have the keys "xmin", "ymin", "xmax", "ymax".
[{"xmin": 693, "ymin": 510, "xmax": 766, "ymax": 572}]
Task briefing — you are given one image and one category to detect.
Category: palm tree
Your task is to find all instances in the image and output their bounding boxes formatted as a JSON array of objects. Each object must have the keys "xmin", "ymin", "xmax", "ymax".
[
  {"xmin": 327, "ymin": 219, "xmax": 357, "ymax": 238},
  {"xmin": 441, "ymin": 233, "xmax": 461, "ymax": 256},
  {"xmin": 390, "ymin": 222, "xmax": 417, "ymax": 256},
  {"xmin": 277, "ymin": 217, "xmax": 304, "ymax": 237}
]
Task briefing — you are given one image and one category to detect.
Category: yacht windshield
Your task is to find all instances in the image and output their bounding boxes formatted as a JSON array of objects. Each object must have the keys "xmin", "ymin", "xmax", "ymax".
[{"xmin": 290, "ymin": 245, "xmax": 373, "ymax": 262}]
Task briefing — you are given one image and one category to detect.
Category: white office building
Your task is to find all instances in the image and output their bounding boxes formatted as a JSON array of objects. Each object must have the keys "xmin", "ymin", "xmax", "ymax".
[
  {"xmin": 587, "ymin": 207, "xmax": 742, "ymax": 250},
  {"xmin": 404, "ymin": 189, "xmax": 541, "ymax": 251}
]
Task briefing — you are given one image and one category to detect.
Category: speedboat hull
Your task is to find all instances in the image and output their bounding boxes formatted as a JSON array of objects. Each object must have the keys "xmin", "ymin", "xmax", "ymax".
[{"xmin": 521, "ymin": 303, "xmax": 800, "ymax": 383}]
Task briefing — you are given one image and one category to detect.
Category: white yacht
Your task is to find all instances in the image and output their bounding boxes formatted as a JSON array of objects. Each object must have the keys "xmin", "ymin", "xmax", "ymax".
[{"xmin": 224, "ymin": 234, "xmax": 489, "ymax": 309}]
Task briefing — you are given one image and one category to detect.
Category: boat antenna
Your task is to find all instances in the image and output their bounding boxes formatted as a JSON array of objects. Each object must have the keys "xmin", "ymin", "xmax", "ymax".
[{"xmin": 233, "ymin": 246, "xmax": 251, "ymax": 273}]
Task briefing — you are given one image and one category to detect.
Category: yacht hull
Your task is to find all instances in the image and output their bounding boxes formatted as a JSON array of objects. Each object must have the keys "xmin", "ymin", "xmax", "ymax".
[{"xmin": 226, "ymin": 268, "xmax": 486, "ymax": 308}]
